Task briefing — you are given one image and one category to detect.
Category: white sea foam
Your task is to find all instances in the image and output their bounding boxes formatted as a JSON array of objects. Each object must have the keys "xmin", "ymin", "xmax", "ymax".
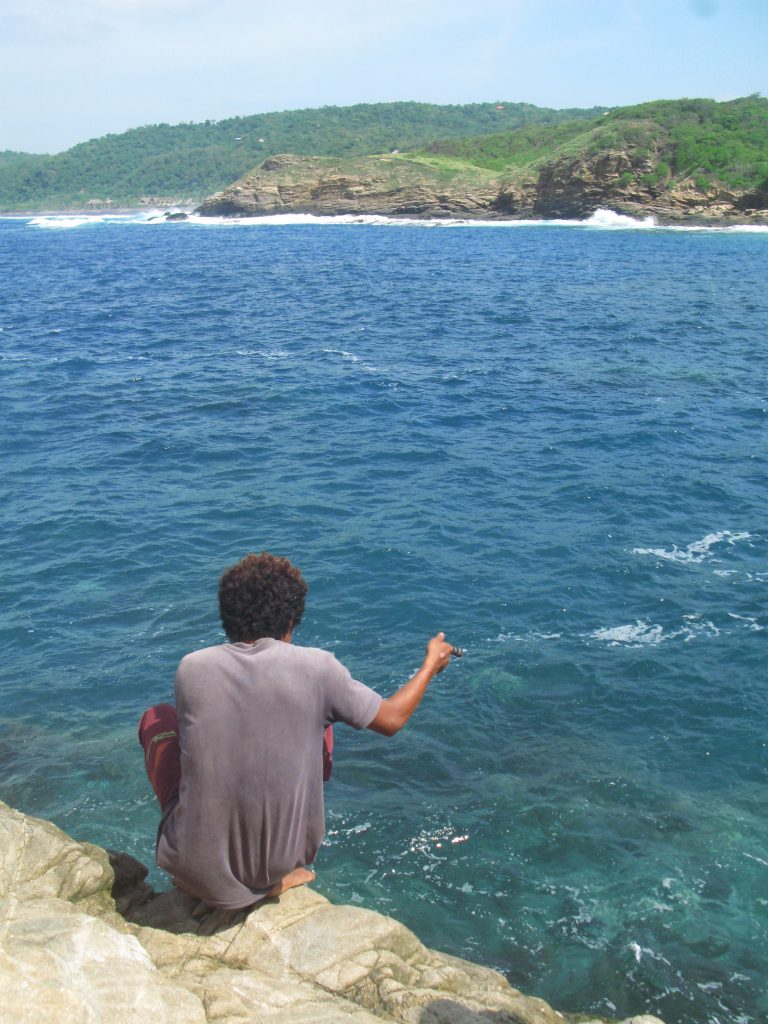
[
  {"xmin": 235, "ymin": 347, "xmax": 290, "ymax": 361},
  {"xmin": 490, "ymin": 630, "xmax": 562, "ymax": 643},
  {"xmin": 577, "ymin": 210, "xmax": 768, "ymax": 234},
  {"xmin": 582, "ymin": 209, "xmax": 657, "ymax": 229},
  {"xmin": 727, "ymin": 613, "xmax": 764, "ymax": 631},
  {"xmin": 628, "ymin": 941, "xmax": 672, "ymax": 967},
  {"xmin": 23, "ymin": 208, "xmax": 768, "ymax": 233},
  {"xmin": 323, "ymin": 348, "xmax": 360, "ymax": 362},
  {"xmin": 321, "ymin": 347, "xmax": 385, "ymax": 374},
  {"xmin": 185, "ymin": 212, "xmax": 436, "ymax": 228},
  {"xmin": 29, "ymin": 215, "xmax": 102, "ymax": 230},
  {"xmin": 186, "ymin": 208, "xmax": 661, "ymax": 231},
  {"xmin": 674, "ymin": 222, "xmax": 768, "ymax": 233},
  {"xmin": 591, "ymin": 620, "xmax": 666, "ymax": 646},
  {"xmin": 633, "ymin": 530, "xmax": 751, "ymax": 564},
  {"xmin": 590, "ymin": 615, "xmax": 721, "ymax": 646},
  {"xmin": 27, "ymin": 212, "xmax": 159, "ymax": 230},
  {"xmin": 184, "ymin": 206, "xmax": 768, "ymax": 233},
  {"xmin": 680, "ymin": 615, "xmax": 721, "ymax": 641}
]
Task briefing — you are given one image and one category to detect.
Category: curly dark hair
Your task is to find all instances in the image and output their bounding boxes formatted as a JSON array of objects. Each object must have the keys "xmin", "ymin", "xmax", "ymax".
[{"xmin": 218, "ymin": 552, "xmax": 308, "ymax": 642}]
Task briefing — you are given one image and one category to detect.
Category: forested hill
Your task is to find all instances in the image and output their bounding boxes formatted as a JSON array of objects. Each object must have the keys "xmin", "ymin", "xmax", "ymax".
[
  {"xmin": 0, "ymin": 101, "xmax": 608, "ymax": 211},
  {"xmin": 419, "ymin": 95, "xmax": 768, "ymax": 194},
  {"xmin": 197, "ymin": 95, "xmax": 768, "ymax": 223}
]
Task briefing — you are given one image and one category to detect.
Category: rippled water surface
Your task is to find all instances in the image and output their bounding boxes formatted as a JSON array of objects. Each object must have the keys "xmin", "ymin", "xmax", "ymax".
[{"xmin": 1, "ymin": 213, "xmax": 766, "ymax": 1024}]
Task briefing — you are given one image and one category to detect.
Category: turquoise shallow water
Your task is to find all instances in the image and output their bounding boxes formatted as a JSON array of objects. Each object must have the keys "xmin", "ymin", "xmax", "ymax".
[{"xmin": 1, "ymin": 212, "xmax": 766, "ymax": 1024}]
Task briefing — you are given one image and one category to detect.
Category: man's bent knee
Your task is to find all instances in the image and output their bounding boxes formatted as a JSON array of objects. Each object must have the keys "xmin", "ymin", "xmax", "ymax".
[{"xmin": 139, "ymin": 703, "xmax": 181, "ymax": 810}]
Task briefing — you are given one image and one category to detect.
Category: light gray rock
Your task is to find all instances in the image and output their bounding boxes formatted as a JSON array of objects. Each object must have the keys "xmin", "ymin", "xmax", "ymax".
[
  {"xmin": 0, "ymin": 800, "xmax": 112, "ymax": 911},
  {"xmin": 0, "ymin": 895, "xmax": 206, "ymax": 1024},
  {"xmin": 0, "ymin": 802, "xmax": 665, "ymax": 1024}
]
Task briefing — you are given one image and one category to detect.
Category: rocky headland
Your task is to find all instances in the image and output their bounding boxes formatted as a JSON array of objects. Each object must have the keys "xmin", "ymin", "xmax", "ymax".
[
  {"xmin": 196, "ymin": 152, "xmax": 768, "ymax": 225},
  {"xmin": 0, "ymin": 800, "xmax": 664, "ymax": 1024},
  {"xmin": 196, "ymin": 155, "xmax": 500, "ymax": 221}
]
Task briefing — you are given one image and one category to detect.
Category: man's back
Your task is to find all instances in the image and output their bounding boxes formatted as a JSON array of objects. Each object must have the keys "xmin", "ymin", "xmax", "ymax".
[{"xmin": 156, "ymin": 638, "xmax": 380, "ymax": 909}]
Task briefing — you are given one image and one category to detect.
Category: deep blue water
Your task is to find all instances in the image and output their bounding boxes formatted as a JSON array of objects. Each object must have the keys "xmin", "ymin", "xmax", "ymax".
[{"xmin": 1, "ymin": 211, "xmax": 766, "ymax": 1024}]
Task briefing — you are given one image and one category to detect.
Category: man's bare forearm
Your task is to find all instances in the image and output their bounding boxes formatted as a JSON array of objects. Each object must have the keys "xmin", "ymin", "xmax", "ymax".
[{"xmin": 368, "ymin": 632, "xmax": 456, "ymax": 736}]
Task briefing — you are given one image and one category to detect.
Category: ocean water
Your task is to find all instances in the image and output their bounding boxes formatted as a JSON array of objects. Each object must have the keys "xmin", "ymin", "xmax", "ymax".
[{"xmin": 1, "ymin": 210, "xmax": 766, "ymax": 1024}]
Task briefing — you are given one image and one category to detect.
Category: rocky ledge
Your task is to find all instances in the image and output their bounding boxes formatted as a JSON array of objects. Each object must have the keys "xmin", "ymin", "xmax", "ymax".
[
  {"xmin": 196, "ymin": 153, "xmax": 768, "ymax": 225},
  {"xmin": 0, "ymin": 800, "xmax": 663, "ymax": 1024},
  {"xmin": 196, "ymin": 155, "xmax": 500, "ymax": 221}
]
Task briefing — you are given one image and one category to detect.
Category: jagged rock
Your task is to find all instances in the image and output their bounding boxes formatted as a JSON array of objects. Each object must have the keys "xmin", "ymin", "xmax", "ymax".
[
  {"xmin": 531, "ymin": 149, "xmax": 649, "ymax": 217},
  {"xmin": 0, "ymin": 801, "xmax": 665, "ymax": 1024}
]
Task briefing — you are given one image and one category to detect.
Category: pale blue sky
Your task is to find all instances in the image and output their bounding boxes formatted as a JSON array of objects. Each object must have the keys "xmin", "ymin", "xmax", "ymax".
[{"xmin": 1, "ymin": 0, "xmax": 766, "ymax": 154}]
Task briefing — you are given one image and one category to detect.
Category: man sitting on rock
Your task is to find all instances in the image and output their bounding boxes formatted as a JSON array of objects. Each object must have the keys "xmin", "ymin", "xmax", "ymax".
[{"xmin": 138, "ymin": 551, "xmax": 456, "ymax": 910}]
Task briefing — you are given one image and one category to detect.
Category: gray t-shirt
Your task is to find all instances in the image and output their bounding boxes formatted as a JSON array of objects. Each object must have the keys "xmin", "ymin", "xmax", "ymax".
[{"xmin": 156, "ymin": 638, "xmax": 382, "ymax": 909}]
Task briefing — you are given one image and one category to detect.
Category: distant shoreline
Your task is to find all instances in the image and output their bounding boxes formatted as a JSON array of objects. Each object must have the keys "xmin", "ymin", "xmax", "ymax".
[
  {"xmin": 0, "ymin": 206, "xmax": 197, "ymax": 217},
  {"xmin": 3, "ymin": 97, "xmax": 767, "ymax": 228},
  {"xmin": 4, "ymin": 205, "xmax": 767, "ymax": 229}
]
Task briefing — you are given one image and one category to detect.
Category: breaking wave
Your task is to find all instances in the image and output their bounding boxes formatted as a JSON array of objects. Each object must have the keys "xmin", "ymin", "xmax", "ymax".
[{"xmin": 21, "ymin": 208, "xmax": 768, "ymax": 233}]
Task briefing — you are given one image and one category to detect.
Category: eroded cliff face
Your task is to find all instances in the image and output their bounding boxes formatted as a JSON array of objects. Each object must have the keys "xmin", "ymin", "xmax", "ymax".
[
  {"xmin": 0, "ymin": 800, "xmax": 665, "ymax": 1024},
  {"xmin": 196, "ymin": 152, "xmax": 767, "ymax": 224},
  {"xmin": 197, "ymin": 155, "xmax": 499, "ymax": 220},
  {"xmin": 528, "ymin": 148, "xmax": 749, "ymax": 220}
]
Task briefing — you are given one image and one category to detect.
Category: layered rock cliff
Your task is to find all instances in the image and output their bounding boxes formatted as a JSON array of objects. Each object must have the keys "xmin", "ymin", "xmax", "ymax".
[
  {"xmin": 0, "ymin": 800, "xmax": 664, "ymax": 1024},
  {"xmin": 196, "ymin": 152, "xmax": 767, "ymax": 225},
  {"xmin": 196, "ymin": 155, "xmax": 500, "ymax": 220}
]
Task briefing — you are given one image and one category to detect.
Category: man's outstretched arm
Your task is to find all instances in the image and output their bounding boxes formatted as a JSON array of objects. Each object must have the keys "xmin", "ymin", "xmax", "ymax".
[{"xmin": 367, "ymin": 632, "xmax": 456, "ymax": 737}]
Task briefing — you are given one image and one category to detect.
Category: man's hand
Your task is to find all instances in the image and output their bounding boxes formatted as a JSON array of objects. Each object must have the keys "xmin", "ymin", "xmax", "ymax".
[
  {"xmin": 368, "ymin": 631, "xmax": 459, "ymax": 737},
  {"xmin": 423, "ymin": 631, "xmax": 455, "ymax": 676}
]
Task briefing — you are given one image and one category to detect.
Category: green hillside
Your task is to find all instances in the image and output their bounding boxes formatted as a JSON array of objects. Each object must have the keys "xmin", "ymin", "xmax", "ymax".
[
  {"xmin": 4, "ymin": 96, "xmax": 764, "ymax": 212},
  {"xmin": 419, "ymin": 95, "xmax": 768, "ymax": 193},
  {"xmin": 0, "ymin": 101, "xmax": 607, "ymax": 211}
]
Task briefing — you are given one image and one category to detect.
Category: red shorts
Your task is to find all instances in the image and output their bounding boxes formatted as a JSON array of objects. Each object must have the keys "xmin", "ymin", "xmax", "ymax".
[{"xmin": 138, "ymin": 703, "xmax": 181, "ymax": 811}]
